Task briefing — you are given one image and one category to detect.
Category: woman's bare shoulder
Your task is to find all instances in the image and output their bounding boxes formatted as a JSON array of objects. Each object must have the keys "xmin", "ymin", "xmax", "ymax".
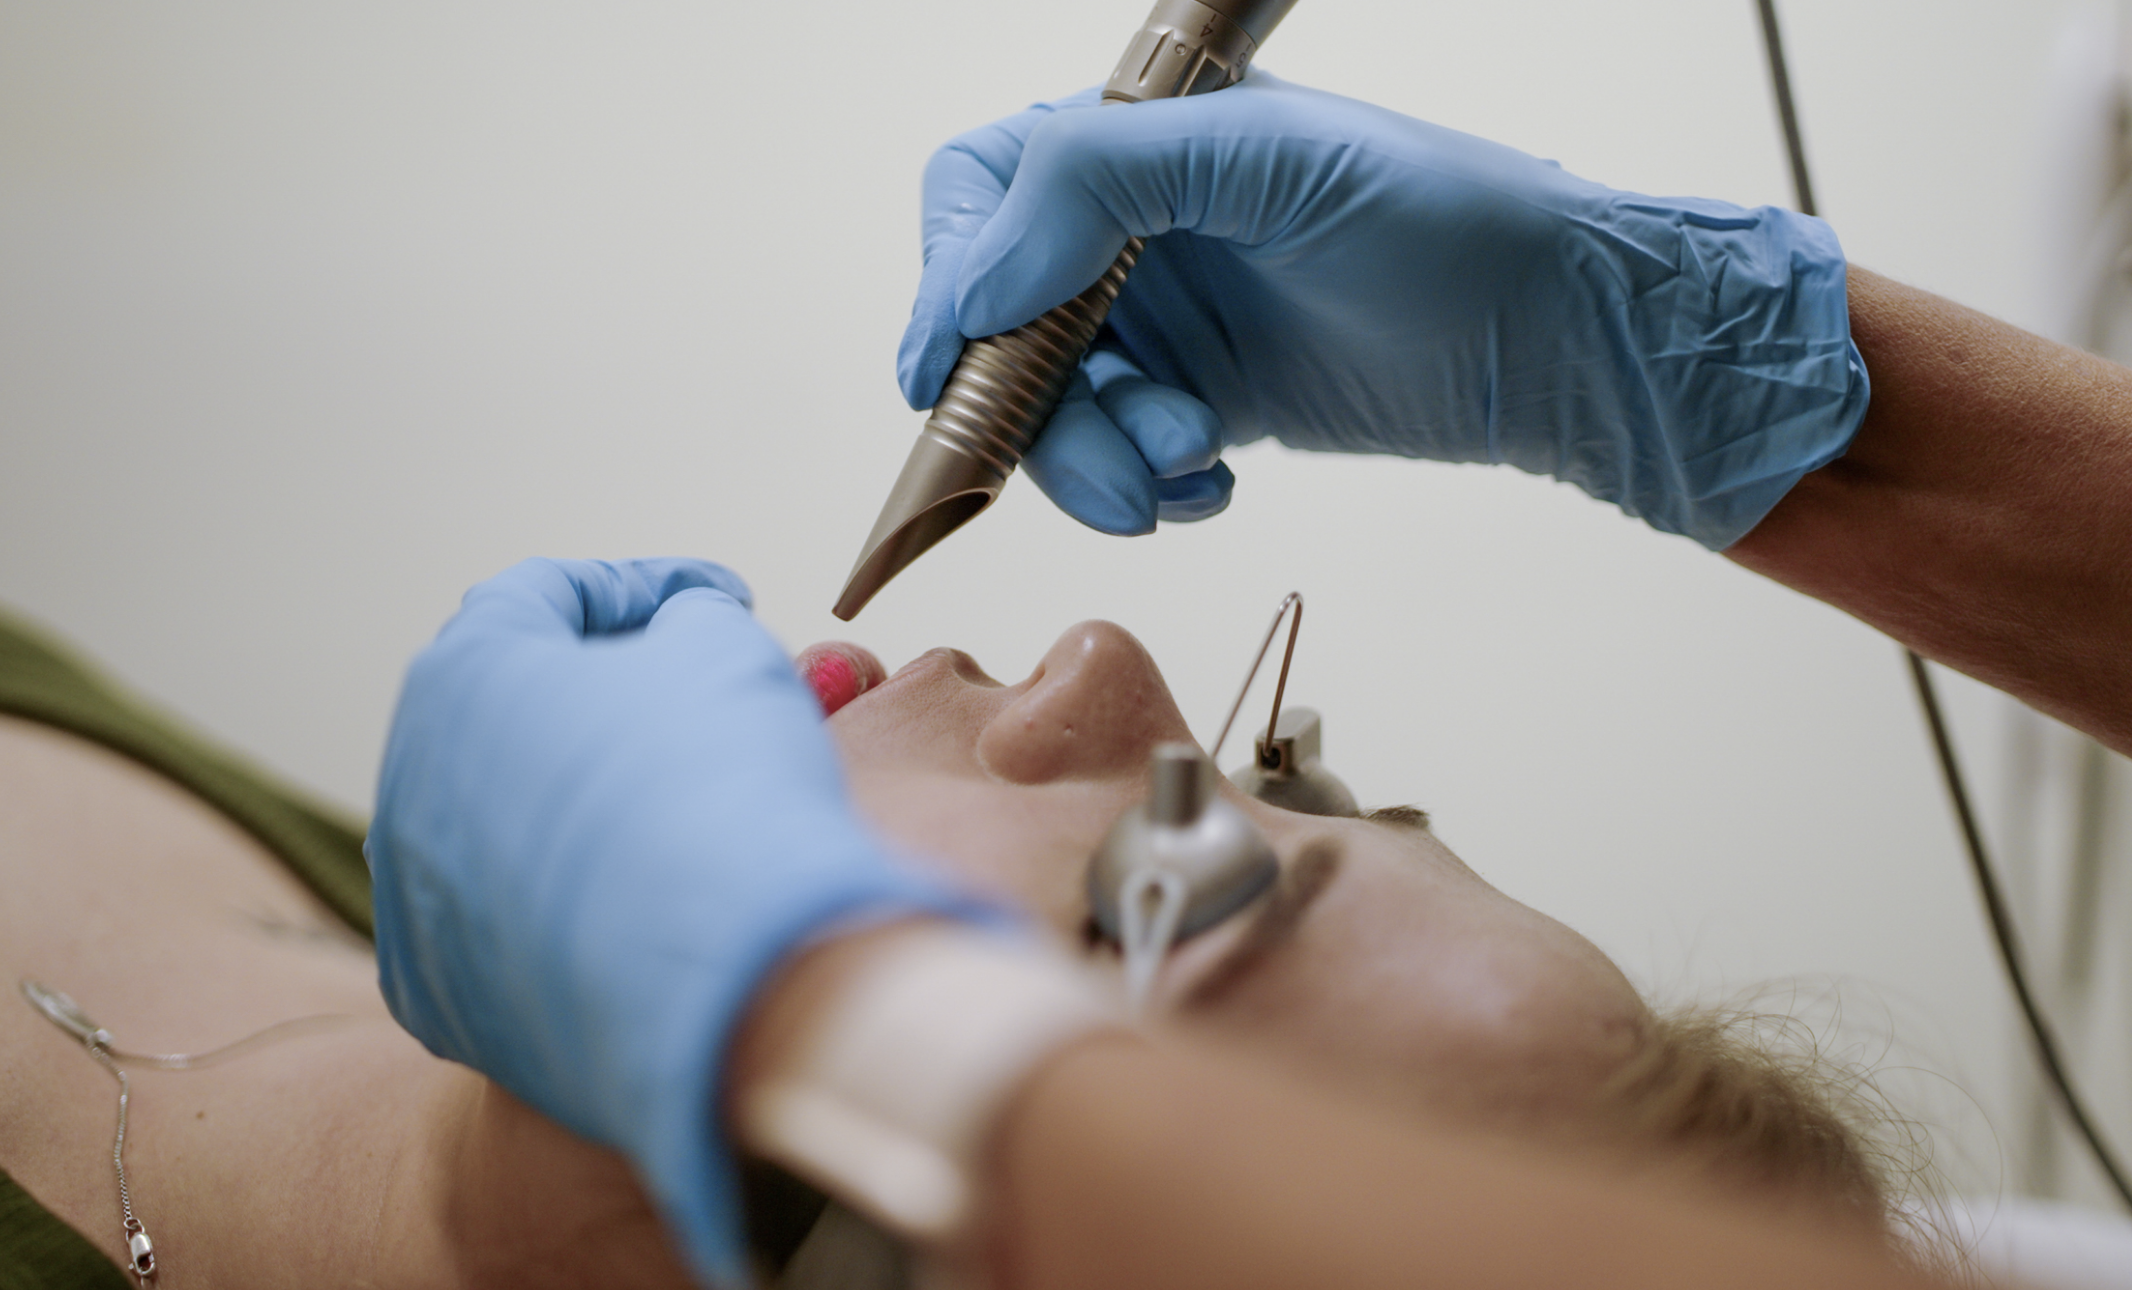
[{"xmin": 0, "ymin": 716, "xmax": 694, "ymax": 1289}]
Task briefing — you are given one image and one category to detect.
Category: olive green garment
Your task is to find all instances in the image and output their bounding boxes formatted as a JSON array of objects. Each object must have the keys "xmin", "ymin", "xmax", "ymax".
[
  {"xmin": 0, "ymin": 606, "xmax": 827, "ymax": 1288},
  {"xmin": 0, "ymin": 607, "xmax": 373, "ymax": 935},
  {"xmin": 0, "ymin": 605, "xmax": 368, "ymax": 1286},
  {"xmin": 0, "ymin": 1176, "xmax": 130, "ymax": 1290}
]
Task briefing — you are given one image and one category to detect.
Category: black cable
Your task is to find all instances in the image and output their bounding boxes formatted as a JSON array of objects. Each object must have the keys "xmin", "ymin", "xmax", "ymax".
[
  {"xmin": 1753, "ymin": 0, "xmax": 2132, "ymax": 1210},
  {"xmin": 1754, "ymin": 0, "xmax": 1820, "ymax": 219},
  {"xmin": 1905, "ymin": 656, "xmax": 2132, "ymax": 1207}
]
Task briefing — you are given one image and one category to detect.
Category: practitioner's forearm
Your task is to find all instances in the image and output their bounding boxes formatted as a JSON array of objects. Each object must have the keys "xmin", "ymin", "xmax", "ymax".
[
  {"xmin": 983, "ymin": 1036, "xmax": 1937, "ymax": 1290},
  {"xmin": 736, "ymin": 926, "xmax": 1936, "ymax": 1287},
  {"xmin": 1730, "ymin": 267, "xmax": 2132, "ymax": 751}
]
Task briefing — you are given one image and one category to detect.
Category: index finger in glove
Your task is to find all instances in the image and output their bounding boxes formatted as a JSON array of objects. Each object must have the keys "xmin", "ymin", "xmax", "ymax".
[
  {"xmin": 442, "ymin": 557, "xmax": 754, "ymax": 646},
  {"xmin": 956, "ymin": 70, "xmax": 1333, "ymax": 338},
  {"xmin": 1021, "ymin": 351, "xmax": 1234, "ymax": 533},
  {"xmin": 899, "ymin": 87, "xmax": 1103, "ymax": 410},
  {"xmin": 1083, "ymin": 347, "xmax": 1224, "ymax": 479},
  {"xmin": 640, "ymin": 587, "xmax": 839, "ymax": 781},
  {"xmin": 917, "ymin": 87, "xmax": 1105, "ymax": 262}
]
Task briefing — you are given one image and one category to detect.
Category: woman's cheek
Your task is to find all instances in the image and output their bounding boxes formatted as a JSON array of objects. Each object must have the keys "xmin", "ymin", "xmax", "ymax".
[
  {"xmin": 976, "ymin": 677, "xmax": 1179, "ymax": 783},
  {"xmin": 975, "ymin": 700, "xmax": 1079, "ymax": 783}
]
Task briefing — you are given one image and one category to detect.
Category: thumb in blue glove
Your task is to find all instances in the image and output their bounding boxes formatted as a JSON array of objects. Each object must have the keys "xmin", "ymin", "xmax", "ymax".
[
  {"xmin": 367, "ymin": 557, "xmax": 994, "ymax": 1286},
  {"xmin": 898, "ymin": 71, "xmax": 1868, "ymax": 549}
]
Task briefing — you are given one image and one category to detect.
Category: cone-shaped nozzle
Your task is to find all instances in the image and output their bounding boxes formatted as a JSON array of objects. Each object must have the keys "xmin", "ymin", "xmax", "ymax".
[
  {"xmin": 832, "ymin": 431, "xmax": 1007, "ymax": 621},
  {"xmin": 832, "ymin": 0, "xmax": 1304, "ymax": 620},
  {"xmin": 833, "ymin": 243, "xmax": 1138, "ymax": 621}
]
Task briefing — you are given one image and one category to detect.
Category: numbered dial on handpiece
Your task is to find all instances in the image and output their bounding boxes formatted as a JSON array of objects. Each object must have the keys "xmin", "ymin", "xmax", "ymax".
[
  {"xmin": 1105, "ymin": 0, "xmax": 1267, "ymax": 101},
  {"xmin": 830, "ymin": 0, "xmax": 1303, "ymax": 622}
]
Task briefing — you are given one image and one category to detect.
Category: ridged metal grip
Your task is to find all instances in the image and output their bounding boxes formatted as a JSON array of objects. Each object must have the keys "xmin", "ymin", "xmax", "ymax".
[
  {"xmin": 926, "ymin": 0, "xmax": 1277, "ymax": 480},
  {"xmin": 833, "ymin": 0, "xmax": 1301, "ymax": 619},
  {"xmin": 921, "ymin": 238, "xmax": 1142, "ymax": 480}
]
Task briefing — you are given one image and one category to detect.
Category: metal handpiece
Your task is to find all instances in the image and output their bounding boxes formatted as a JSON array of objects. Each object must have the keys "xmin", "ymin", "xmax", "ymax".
[
  {"xmin": 1081, "ymin": 592, "xmax": 1359, "ymax": 1012},
  {"xmin": 1088, "ymin": 743, "xmax": 1280, "ymax": 1012},
  {"xmin": 833, "ymin": 0, "xmax": 1304, "ymax": 620},
  {"xmin": 1227, "ymin": 706, "xmax": 1360, "ymax": 818},
  {"xmin": 1087, "ymin": 744, "xmax": 1280, "ymax": 947}
]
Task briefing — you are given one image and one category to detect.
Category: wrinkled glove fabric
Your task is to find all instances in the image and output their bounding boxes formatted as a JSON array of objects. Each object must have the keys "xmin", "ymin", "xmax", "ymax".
[
  {"xmin": 367, "ymin": 558, "xmax": 989, "ymax": 1287},
  {"xmin": 898, "ymin": 73, "xmax": 1869, "ymax": 547}
]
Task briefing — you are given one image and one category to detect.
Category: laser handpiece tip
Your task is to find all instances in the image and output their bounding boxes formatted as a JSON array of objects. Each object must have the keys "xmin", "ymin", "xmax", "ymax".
[{"xmin": 832, "ymin": 432, "xmax": 1007, "ymax": 620}]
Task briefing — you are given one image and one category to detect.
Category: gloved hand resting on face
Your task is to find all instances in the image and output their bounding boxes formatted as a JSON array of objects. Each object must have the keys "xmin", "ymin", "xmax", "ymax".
[
  {"xmin": 366, "ymin": 557, "xmax": 990, "ymax": 1288},
  {"xmin": 897, "ymin": 72, "xmax": 1869, "ymax": 548}
]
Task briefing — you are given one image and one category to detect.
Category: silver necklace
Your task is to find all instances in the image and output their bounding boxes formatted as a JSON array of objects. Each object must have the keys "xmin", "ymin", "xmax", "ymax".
[{"xmin": 20, "ymin": 979, "xmax": 352, "ymax": 1286}]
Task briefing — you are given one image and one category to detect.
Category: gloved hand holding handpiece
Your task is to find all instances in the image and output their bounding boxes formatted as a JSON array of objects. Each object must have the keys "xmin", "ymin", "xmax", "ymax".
[
  {"xmin": 899, "ymin": 71, "xmax": 1869, "ymax": 547},
  {"xmin": 364, "ymin": 58, "xmax": 1876, "ymax": 1290}
]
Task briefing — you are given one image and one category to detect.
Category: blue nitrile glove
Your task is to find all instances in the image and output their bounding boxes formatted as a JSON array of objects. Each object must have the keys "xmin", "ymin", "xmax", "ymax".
[
  {"xmin": 897, "ymin": 73, "xmax": 1869, "ymax": 547},
  {"xmin": 366, "ymin": 558, "xmax": 992, "ymax": 1288}
]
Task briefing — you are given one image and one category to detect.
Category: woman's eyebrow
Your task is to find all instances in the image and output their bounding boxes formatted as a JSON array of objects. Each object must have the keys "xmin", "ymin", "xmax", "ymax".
[{"xmin": 1183, "ymin": 838, "xmax": 1343, "ymax": 1009}]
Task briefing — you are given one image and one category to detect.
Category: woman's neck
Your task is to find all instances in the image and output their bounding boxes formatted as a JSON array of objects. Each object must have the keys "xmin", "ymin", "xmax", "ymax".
[{"xmin": 431, "ymin": 1072, "xmax": 696, "ymax": 1290}]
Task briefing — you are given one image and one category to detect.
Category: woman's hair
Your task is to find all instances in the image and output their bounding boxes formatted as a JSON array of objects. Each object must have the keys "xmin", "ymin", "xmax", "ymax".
[
  {"xmin": 1358, "ymin": 807, "xmax": 1932, "ymax": 1254},
  {"xmin": 1594, "ymin": 1005, "xmax": 1966, "ymax": 1278},
  {"xmin": 1597, "ymin": 1006, "xmax": 1898, "ymax": 1221}
]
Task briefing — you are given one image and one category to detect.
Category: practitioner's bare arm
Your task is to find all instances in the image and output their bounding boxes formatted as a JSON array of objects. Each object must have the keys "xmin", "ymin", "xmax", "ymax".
[
  {"xmin": 737, "ymin": 927, "xmax": 1943, "ymax": 1290},
  {"xmin": 986, "ymin": 1038, "xmax": 1936, "ymax": 1290},
  {"xmin": 1730, "ymin": 268, "xmax": 2132, "ymax": 752}
]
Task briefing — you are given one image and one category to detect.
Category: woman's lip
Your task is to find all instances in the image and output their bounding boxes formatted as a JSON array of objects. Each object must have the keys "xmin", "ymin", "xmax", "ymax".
[
  {"xmin": 884, "ymin": 646, "xmax": 1001, "ymax": 688},
  {"xmin": 812, "ymin": 645, "xmax": 1012, "ymax": 720},
  {"xmin": 794, "ymin": 641, "xmax": 886, "ymax": 717}
]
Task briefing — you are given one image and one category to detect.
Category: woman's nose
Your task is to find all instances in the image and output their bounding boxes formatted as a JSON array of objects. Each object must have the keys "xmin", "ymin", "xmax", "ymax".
[{"xmin": 977, "ymin": 621, "xmax": 1194, "ymax": 784}]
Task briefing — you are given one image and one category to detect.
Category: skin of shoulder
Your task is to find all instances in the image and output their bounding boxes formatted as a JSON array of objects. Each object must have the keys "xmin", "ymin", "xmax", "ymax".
[{"xmin": 0, "ymin": 714, "xmax": 693, "ymax": 1290}]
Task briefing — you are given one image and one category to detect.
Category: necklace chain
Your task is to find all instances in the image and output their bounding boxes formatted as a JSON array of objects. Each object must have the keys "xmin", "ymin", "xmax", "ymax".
[
  {"xmin": 80, "ymin": 1040, "xmax": 153, "ymax": 1284},
  {"xmin": 21, "ymin": 979, "xmax": 354, "ymax": 1287}
]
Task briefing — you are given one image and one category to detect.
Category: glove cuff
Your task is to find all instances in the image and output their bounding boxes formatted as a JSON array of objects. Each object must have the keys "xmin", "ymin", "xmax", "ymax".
[
  {"xmin": 734, "ymin": 924, "xmax": 1129, "ymax": 1247},
  {"xmin": 1612, "ymin": 202, "xmax": 1872, "ymax": 548}
]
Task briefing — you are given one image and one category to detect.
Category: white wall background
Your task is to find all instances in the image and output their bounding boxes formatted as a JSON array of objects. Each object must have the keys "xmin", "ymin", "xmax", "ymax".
[{"xmin": 3, "ymin": 0, "xmax": 2118, "ymax": 1202}]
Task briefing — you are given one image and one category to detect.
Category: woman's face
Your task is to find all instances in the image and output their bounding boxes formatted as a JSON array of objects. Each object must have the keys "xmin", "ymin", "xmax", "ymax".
[{"xmin": 814, "ymin": 621, "xmax": 1648, "ymax": 1130}]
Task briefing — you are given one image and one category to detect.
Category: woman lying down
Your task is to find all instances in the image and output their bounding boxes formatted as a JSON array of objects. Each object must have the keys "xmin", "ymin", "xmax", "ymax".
[{"xmin": 0, "ymin": 567, "xmax": 1929, "ymax": 1290}]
